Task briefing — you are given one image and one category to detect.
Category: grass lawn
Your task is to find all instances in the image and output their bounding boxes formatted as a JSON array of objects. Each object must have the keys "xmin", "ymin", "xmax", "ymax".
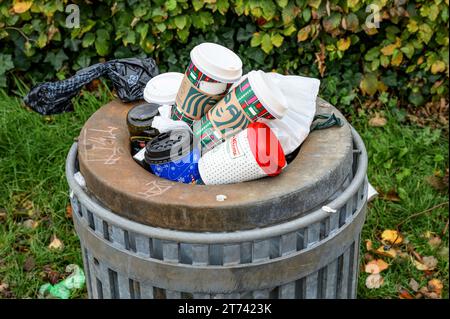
[{"xmin": 0, "ymin": 84, "xmax": 448, "ymax": 299}]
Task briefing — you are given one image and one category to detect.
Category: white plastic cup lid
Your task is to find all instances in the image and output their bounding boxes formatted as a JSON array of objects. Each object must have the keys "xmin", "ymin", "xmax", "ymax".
[
  {"xmin": 190, "ymin": 43, "xmax": 243, "ymax": 83},
  {"xmin": 144, "ymin": 72, "xmax": 184, "ymax": 105},
  {"xmin": 247, "ymin": 70, "xmax": 288, "ymax": 119}
]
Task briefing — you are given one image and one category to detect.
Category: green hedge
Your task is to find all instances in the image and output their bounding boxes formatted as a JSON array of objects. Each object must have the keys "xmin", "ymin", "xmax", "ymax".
[{"xmin": 0, "ymin": 0, "xmax": 448, "ymax": 110}]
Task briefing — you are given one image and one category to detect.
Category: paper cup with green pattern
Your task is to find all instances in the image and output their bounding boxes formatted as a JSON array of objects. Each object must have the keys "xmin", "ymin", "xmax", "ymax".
[
  {"xmin": 171, "ymin": 43, "xmax": 243, "ymax": 125},
  {"xmin": 194, "ymin": 70, "xmax": 288, "ymax": 153}
]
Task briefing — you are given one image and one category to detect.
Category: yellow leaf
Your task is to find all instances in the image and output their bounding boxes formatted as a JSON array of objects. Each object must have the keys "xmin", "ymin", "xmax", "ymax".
[
  {"xmin": 407, "ymin": 19, "xmax": 418, "ymax": 33},
  {"xmin": 12, "ymin": 1, "xmax": 33, "ymax": 14},
  {"xmin": 391, "ymin": 51, "xmax": 403, "ymax": 66},
  {"xmin": 414, "ymin": 259, "xmax": 429, "ymax": 270},
  {"xmin": 365, "ymin": 273, "xmax": 384, "ymax": 289},
  {"xmin": 360, "ymin": 73, "xmax": 378, "ymax": 96},
  {"xmin": 377, "ymin": 81, "xmax": 388, "ymax": 92},
  {"xmin": 381, "ymin": 229, "xmax": 403, "ymax": 245},
  {"xmin": 381, "ymin": 44, "xmax": 397, "ymax": 56},
  {"xmin": 297, "ymin": 25, "xmax": 311, "ymax": 42},
  {"xmin": 423, "ymin": 230, "xmax": 434, "ymax": 239},
  {"xmin": 431, "ymin": 61, "xmax": 446, "ymax": 74},
  {"xmin": 337, "ymin": 37, "xmax": 351, "ymax": 51},
  {"xmin": 417, "ymin": 56, "xmax": 424, "ymax": 65},
  {"xmin": 48, "ymin": 235, "xmax": 64, "ymax": 250},
  {"xmin": 376, "ymin": 246, "xmax": 397, "ymax": 258}
]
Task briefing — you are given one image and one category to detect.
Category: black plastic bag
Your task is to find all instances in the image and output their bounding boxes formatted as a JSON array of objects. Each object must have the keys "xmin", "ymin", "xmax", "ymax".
[{"xmin": 23, "ymin": 57, "xmax": 159, "ymax": 115}]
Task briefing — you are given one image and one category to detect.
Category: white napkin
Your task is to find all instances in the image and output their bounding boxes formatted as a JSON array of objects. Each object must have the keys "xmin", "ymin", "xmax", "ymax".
[
  {"xmin": 258, "ymin": 73, "xmax": 320, "ymax": 155},
  {"xmin": 151, "ymin": 104, "xmax": 192, "ymax": 133}
]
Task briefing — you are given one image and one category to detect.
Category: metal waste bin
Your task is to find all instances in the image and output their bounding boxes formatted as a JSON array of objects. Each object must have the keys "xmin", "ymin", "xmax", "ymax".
[{"xmin": 66, "ymin": 98, "xmax": 368, "ymax": 299}]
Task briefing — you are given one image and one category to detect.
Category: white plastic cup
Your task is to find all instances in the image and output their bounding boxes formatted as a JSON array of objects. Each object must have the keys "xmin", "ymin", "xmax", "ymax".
[
  {"xmin": 198, "ymin": 122, "xmax": 286, "ymax": 185},
  {"xmin": 172, "ymin": 43, "xmax": 243, "ymax": 124}
]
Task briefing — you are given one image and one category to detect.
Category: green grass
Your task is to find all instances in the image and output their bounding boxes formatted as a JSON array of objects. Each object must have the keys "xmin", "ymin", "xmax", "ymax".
[{"xmin": 0, "ymin": 84, "xmax": 448, "ymax": 299}]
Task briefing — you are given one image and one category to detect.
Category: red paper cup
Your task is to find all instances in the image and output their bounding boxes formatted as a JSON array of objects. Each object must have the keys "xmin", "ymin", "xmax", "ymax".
[{"xmin": 198, "ymin": 122, "xmax": 286, "ymax": 185}]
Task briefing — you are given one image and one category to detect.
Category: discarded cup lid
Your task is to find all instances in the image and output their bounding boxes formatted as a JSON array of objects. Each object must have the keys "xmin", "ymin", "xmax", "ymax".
[
  {"xmin": 247, "ymin": 70, "xmax": 288, "ymax": 119},
  {"xmin": 143, "ymin": 72, "xmax": 184, "ymax": 105},
  {"xmin": 127, "ymin": 103, "xmax": 160, "ymax": 137},
  {"xmin": 190, "ymin": 43, "xmax": 243, "ymax": 83},
  {"xmin": 144, "ymin": 130, "xmax": 194, "ymax": 164}
]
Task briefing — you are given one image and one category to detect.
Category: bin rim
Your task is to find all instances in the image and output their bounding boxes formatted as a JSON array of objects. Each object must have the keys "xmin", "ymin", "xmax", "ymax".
[{"xmin": 66, "ymin": 127, "xmax": 367, "ymax": 244}]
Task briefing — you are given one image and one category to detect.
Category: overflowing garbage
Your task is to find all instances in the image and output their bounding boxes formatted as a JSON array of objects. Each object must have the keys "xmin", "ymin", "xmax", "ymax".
[
  {"xmin": 130, "ymin": 42, "xmax": 322, "ymax": 185},
  {"xmin": 24, "ymin": 42, "xmax": 333, "ymax": 185}
]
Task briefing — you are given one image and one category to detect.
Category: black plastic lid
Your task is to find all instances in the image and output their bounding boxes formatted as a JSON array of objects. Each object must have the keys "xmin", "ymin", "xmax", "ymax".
[
  {"xmin": 144, "ymin": 130, "xmax": 193, "ymax": 164},
  {"xmin": 127, "ymin": 103, "xmax": 159, "ymax": 126}
]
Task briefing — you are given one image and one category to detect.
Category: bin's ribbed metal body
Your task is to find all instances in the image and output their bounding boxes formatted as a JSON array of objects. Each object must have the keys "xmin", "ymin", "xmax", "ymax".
[{"xmin": 66, "ymin": 127, "xmax": 367, "ymax": 299}]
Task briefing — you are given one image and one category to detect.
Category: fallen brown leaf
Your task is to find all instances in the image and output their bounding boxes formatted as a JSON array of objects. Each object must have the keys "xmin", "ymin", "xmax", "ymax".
[
  {"xmin": 413, "ymin": 256, "xmax": 438, "ymax": 271},
  {"xmin": 42, "ymin": 265, "xmax": 62, "ymax": 285},
  {"xmin": 369, "ymin": 113, "xmax": 387, "ymax": 127},
  {"xmin": 422, "ymin": 256, "xmax": 438, "ymax": 270},
  {"xmin": 0, "ymin": 282, "xmax": 8, "ymax": 293},
  {"xmin": 0, "ymin": 282, "xmax": 13, "ymax": 298},
  {"xmin": 399, "ymin": 288, "xmax": 414, "ymax": 299},
  {"xmin": 22, "ymin": 219, "xmax": 39, "ymax": 229},
  {"xmin": 427, "ymin": 279, "xmax": 443, "ymax": 297},
  {"xmin": 425, "ymin": 175, "xmax": 447, "ymax": 191},
  {"xmin": 23, "ymin": 256, "xmax": 35, "ymax": 272},
  {"xmin": 366, "ymin": 239, "xmax": 373, "ymax": 251},
  {"xmin": 409, "ymin": 278, "xmax": 420, "ymax": 292},
  {"xmin": 365, "ymin": 273, "xmax": 384, "ymax": 289},
  {"xmin": 428, "ymin": 236, "xmax": 442, "ymax": 249},
  {"xmin": 66, "ymin": 205, "xmax": 73, "ymax": 219},
  {"xmin": 365, "ymin": 259, "xmax": 389, "ymax": 274},
  {"xmin": 379, "ymin": 189, "xmax": 401, "ymax": 202},
  {"xmin": 381, "ymin": 229, "xmax": 403, "ymax": 245},
  {"xmin": 48, "ymin": 235, "xmax": 64, "ymax": 250},
  {"xmin": 419, "ymin": 286, "xmax": 440, "ymax": 299}
]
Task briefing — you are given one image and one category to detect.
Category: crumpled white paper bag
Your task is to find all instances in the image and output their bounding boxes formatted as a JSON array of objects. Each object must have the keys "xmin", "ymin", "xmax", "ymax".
[{"xmin": 258, "ymin": 73, "xmax": 320, "ymax": 155}]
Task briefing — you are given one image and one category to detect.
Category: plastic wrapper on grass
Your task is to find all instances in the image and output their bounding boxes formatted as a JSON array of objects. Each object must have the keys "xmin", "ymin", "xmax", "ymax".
[
  {"xmin": 23, "ymin": 57, "xmax": 159, "ymax": 115},
  {"xmin": 38, "ymin": 264, "xmax": 85, "ymax": 299}
]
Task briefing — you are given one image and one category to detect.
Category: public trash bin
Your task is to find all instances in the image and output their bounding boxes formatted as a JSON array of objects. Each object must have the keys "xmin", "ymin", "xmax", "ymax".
[{"xmin": 66, "ymin": 98, "xmax": 368, "ymax": 299}]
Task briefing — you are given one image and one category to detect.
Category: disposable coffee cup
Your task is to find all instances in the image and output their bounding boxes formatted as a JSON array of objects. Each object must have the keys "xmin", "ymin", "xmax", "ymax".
[
  {"xmin": 144, "ymin": 72, "xmax": 184, "ymax": 105},
  {"xmin": 144, "ymin": 130, "xmax": 201, "ymax": 184},
  {"xmin": 194, "ymin": 70, "xmax": 288, "ymax": 152},
  {"xmin": 172, "ymin": 43, "xmax": 243, "ymax": 125},
  {"xmin": 198, "ymin": 122, "xmax": 286, "ymax": 185}
]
